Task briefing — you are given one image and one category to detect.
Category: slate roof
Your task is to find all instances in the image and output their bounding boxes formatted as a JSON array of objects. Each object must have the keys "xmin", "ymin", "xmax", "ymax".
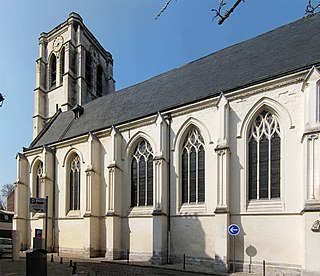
[{"xmin": 29, "ymin": 13, "xmax": 320, "ymax": 149}]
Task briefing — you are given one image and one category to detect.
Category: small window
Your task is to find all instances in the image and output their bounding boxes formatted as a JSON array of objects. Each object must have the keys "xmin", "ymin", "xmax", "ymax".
[
  {"xmin": 35, "ymin": 163, "xmax": 43, "ymax": 198},
  {"xmin": 96, "ymin": 65, "xmax": 103, "ymax": 97},
  {"xmin": 131, "ymin": 140, "xmax": 153, "ymax": 207},
  {"xmin": 181, "ymin": 128, "xmax": 205, "ymax": 204},
  {"xmin": 50, "ymin": 54, "xmax": 57, "ymax": 88}
]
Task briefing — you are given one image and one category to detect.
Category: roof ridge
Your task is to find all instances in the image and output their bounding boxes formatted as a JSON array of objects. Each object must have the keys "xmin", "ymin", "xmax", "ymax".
[{"xmin": 114, "ymin": 13, "xmax": 319, "ymax": 95}]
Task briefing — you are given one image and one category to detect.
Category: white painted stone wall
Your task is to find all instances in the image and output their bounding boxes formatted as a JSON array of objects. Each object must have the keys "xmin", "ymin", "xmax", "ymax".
[{"xmin": 14, "ymin": 13, "xmax": 320, "ymax": 275}]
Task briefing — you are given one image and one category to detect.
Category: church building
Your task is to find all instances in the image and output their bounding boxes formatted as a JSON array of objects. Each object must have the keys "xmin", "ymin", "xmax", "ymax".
[{"xmin": 13, "ymin": 12, "xmax": 320, "ymax": 275}]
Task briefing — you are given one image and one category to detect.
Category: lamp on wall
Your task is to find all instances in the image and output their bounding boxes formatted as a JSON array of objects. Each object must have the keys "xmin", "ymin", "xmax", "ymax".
[{"xmin": 0, "ymin": 93, "xmax": 4, "ymax": 107}]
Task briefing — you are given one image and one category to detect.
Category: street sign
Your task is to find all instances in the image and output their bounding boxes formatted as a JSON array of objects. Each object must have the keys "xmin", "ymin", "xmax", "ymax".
[
  {"xmin": 35, "ymin": 229, "xmax": 43, "ymax": 238},
  {"xmin": 29, "ymin": 197, "xmax": 46, "ymax": 213},
  {"xmin": 228, "ymin": 223, "xmax": 240, "ymax": 274},
  {"xmin": 228, "ymin": 224, "xmax": 240, "ymax": 236}
]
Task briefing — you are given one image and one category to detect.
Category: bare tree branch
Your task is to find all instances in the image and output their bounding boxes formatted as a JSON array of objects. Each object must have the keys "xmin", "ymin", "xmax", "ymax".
[
  {"xmin": 212, "ymin": 0, "xmax": 227, "ymax": 20},
  {"xmin": 156, "ymin": 0, "xmax": 317, "ymax": 26},
  {"xmin": 155, "ymin": 0, "xmax": 173, "ymax": 20},
  {"xmin": 212, "ymin": 0, "xmax": 245, "ymax": 25},
  {"xmin": 305, "ymin": 0, "xmax": 320, "ymax": 16},
  {"xmin": 0, "ymin": 183, "xmax": 14, "ymax": 210}
]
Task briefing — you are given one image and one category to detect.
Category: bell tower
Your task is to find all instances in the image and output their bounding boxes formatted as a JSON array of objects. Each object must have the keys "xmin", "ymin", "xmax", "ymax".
[{"xmin": 33, "ymin": 12, "xmax": 115, "ymax": 139}]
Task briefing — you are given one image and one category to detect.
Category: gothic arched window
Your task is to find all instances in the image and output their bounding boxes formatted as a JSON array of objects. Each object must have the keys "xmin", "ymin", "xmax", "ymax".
[
  {"xmin": 96, "ymin": 65, "xmax": 103, "ymax": 97},
  {"xmin": 50, "ymin": 54, "xmax": 57, "ymax": 88},
  {"xmin": 248, "ymin": 110, "xmax": 281, "ymax": 200},
  {"xmin": 69, "ymin": 155, "xmax": 81, "ymax": 210},
  {"xmin": 35, "ymin": 162, "xmax": 43, "ymax": 198},
  {"xmin": 131, "ymin": 140, "xmax": 153, "ymax": 207},
  {"xmin": 60, "ymin": 48, "xmax": 65, "ymax": 84},
  {"xmin": 181, "ymin": 128, "xmax": 205, "ymax": 204}
]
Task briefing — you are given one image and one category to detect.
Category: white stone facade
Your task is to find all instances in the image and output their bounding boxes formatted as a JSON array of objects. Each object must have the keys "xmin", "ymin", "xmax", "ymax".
[{"xmin": 13, "ymin": 13, "xmax": 320, "ymax": 275}]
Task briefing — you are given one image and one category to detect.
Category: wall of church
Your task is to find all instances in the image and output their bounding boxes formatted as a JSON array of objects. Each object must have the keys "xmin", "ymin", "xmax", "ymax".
[{"xmin": 15, "ymin": 68, "xmax": 320, "ymax": 274}]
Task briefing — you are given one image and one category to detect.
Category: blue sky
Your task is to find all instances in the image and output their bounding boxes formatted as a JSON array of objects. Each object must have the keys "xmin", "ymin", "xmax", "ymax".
[{"xmin": 0, "ymin": 0, "xmax": 309, "ymax": 188}]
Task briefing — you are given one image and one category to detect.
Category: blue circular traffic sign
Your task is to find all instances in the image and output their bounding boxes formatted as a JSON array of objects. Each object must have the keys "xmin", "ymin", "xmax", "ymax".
[{"xmin": 228, "ymin": 224, "xmax": 240, "ymax": 236}]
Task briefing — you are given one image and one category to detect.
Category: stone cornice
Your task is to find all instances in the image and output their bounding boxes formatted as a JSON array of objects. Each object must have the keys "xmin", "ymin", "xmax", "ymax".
[{"xmin": 228, "ymin": 74, "xmax": 304, "ymax": 102}]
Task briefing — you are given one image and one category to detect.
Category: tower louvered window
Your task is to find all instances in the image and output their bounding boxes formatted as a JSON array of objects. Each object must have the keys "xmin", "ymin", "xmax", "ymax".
[
  {"xmin": 181, "ymin": 128, "xmax": 205, "ymax": 204},
  {"xmin": 131, "ymin": 140, "xmax": 153, "ymax": 207},
  {"xmin": 85, "ymin": 50, "xmax": 92, "ymax": 86},
  {"xmin": 60, "ymin": 48, "xmax": 65, "ymax": 84},
  {"xmin": 248, "ymin": 110, "xmax": 281, "ymax": 200},
  {"xmin": 69, "ymin": 155, "xmax": 81, "ymax": 210},
  {"xmin": 50, "ymin": 54, "xmax": 57, "ymax": 88},
  {"xmin": 96, "ymin": 65, "xmax": 103, "ymax": 97},
  {"xmin": 35, "ymin": 163, "xmax": 43, "ymax": 198}
]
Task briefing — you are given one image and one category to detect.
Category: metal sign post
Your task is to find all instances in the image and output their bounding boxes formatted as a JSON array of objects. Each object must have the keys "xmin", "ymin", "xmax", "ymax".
[
  {"xmin": 228, "ymin": 224, "xmax": 240, "ymax": 274},
  {"xmin": 45, "ymin": 196, "xmax": 48, "ymax": 251},
  {"xmin": 30, "ymin": 197, "xmax": 48, "ymax": 251},
  {"xmin": 29, "ymin": 197, "xmax": 46, "ymax": 213}
]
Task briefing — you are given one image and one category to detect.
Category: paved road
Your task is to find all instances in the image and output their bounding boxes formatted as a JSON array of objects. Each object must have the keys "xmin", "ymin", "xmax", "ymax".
[
  {"xmin": 81, "ymin": 261, "xmax": 211, "ymax": 275},
  {"xmin": 0, "ymin": 258, "xmax": 217, "ymax": 275}
]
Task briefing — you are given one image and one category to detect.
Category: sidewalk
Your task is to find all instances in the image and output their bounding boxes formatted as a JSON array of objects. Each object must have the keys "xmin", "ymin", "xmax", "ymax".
[
  {"xmin": 0, "ymin": 253, "xmax": 261, "ymax": 276},
  {"xmin": 105, "ymin": 260, "xmax": 261, "ymax": 276},
  {"xmin": 0, "ymin": 256, "xmax": 95, "ymax": 276}
]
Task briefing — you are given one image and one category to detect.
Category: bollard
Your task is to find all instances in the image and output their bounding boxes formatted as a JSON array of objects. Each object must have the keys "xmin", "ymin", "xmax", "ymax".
[
  {"xmin": 183, "ymin": 253, "xmax": 185, "ymax": 269},
  {"xmin": 51, "ymin": 254, "xmax": 54, "ymax": 262},
  {"xmin": 263, "ymin": 260, "xmax": 266, "ymax": 276},
  {"xmin": 127, "ymin": 249, "xmax": 130, "ymax": 264},
  {"xmin": 70, "ymin": 260, "xmax": 73, "ymax": 267},
  {"xmin": 72, "ymin": 262, "xmax": 77, "ymax": 275},
  {"xmin": 12, "ymin": 230, "xmax": 20, "ymax": 261},
  {"xmin": 60, "ymin": 257, "xmax": 63, "ymax": 264}
]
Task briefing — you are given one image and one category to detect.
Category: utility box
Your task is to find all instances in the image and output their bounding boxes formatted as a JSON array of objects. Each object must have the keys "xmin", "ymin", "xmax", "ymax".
[
  {"xmin": 33, "ymin": 237, "xmax": 45, "ymax": 249},
  {"xmin": 26, "ymin": 249, "xmax": 47, "ymax": 276},
  {"xmin": 33, "ymin": 229, "xmax": 44, "ymax": 249}
]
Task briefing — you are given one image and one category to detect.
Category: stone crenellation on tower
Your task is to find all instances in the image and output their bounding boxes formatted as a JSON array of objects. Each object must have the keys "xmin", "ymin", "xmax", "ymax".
[{"xmin": 33, "ymin": 12, "xmax": 115, "ymax": 139}]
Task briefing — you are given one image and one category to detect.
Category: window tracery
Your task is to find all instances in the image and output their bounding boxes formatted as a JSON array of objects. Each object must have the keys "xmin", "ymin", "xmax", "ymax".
[
  {"xmin": 131, "ymin": 140, "xmax": 153, "ymax": 207},
  {"xmin": 248, "ymin": 110, "xmax": 281, "ymax": 200},
  {"xmin": 69, "ymin": 155, "xmax": 81, "ymax": 210},
  {"xmin": 181, "ymin": 128, "xmax": 205, "ymax": 204}
]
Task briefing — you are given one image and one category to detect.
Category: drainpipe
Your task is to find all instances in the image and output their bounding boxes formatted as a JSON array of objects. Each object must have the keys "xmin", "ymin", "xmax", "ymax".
[
  {"xmin": 51, "ymin": 146, "xmax": 56, "ymax": 253},
  {"xmin": 165, "ymin": 113, "xmax": 172, "ymax": 264}
]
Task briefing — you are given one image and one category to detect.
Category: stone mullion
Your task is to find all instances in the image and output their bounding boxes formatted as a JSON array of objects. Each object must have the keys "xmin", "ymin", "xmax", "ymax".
[
  {"xmin": 257, "ymin": 140, "xmax": 260, "ymax": 200},
  {"xmin": 196, "ymin": 149, "xmax": 199, "ymax": 204},
  {"xmin": 188, "ymin": 152, "xmax": 190, "ymax": 204},
  {"xmin": 268, "ymin": 137, "xmax": 271, "ymax": 200}
]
